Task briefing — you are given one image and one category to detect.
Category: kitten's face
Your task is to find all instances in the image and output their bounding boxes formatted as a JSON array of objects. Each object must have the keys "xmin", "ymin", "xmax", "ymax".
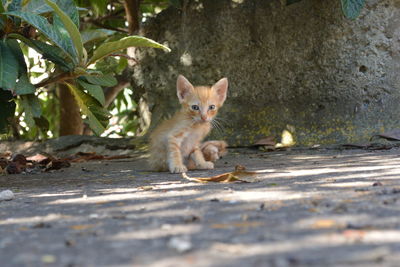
[{"xmin": 177, "ymin": 75, "xmax": 228, "ymax": 123}]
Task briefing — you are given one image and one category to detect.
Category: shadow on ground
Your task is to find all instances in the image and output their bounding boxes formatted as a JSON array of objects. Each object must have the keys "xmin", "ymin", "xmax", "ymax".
[{"xmin": 1, "ymin": 148, "xmax": 400, "ymax": 266}]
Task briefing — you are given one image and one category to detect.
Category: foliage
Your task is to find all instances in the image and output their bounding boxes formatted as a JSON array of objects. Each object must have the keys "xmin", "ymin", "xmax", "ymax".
[
  {"xmin": 1, "ymin": 0, "xmax": 365, "ymax": 140},
  {"xmin": 0, "ymin": 0, "xmax": 170, "ymax": 137}
]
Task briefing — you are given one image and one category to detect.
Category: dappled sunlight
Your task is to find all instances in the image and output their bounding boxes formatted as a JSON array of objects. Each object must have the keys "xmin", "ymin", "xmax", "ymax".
[
  {"xmin": 322, "ymin": 181, "xmax": 374, "ymax": 188},
  {"xmin": 30, "ymin": 191, "xmax": 81, "ymax": 198},
  {"xmin": 209, "ymin": 231, "xmax": 400, "ymax": 256},
  {"xmin": 98, "ymin": 200, "xmax": 179, "ymax": 213},
  {"xmin": 109, "ymin": 224, "xmax": 201, "ymax": 240},
  {"xmin": 214, "ymin": 189, "xmax": 317, "ymax": 202},
  {"xmin": 145, "ymin": 228, "xmax": 399, "ymax": 267},
  {"xmin": 47, "ymin": 189, "xmax": 202, "ymax": 205},
  {"xmin": 295, "ymin": 214, "xmax": 371, "ymax": 229},
  {"xmin": 0, "ymin": 213, "xmax": 73, "ymax": 226},
  {"xmin": 3, "ymin": 148, "xmax": 400, "ymax": 266}
]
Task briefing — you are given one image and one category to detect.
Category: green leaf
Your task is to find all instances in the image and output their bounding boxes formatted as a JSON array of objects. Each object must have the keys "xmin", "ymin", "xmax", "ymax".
[
  {"xmin": 88, "ymin": 0, "xmax": 107, "ymax": 16},
  {"xmin": 7, "ymin": 0, "xmax": 22, "ymax": 25},
  {"xmin": 6, "ymin": 39, "xmax": 27, "ymax": 75},
  {"xmin": 31, "ymin": 40, "xmax": 74, "ymax": 70},
  {"xmin": 88, "ymin": 35, "xmax": 171, "ymax": 65},
  {"xmin": 45, "ymin": 0, "xmax": 83, "ymax": 62},
  {"xmin": 341, "ymin": 0, "xmax": 366, "ymax": 20},
  {"xmin": 15, "ymin": 74, "xmax": 35, "ymax": 95},
  {"xmin": 0, "ymin": 40, "xmax": 19, "ymax": 89},
  {"xmin": 8, "ymin": 0, "xmax": 22, "ymax": 11},
  {"xmin": 81, "ymin": 29, "xmax": 115, "ymax": 44},
  {"xmin": 0, "ymin": 1, "xmax": 5, "ymax": 13},
  {"xmin": 20, "ymin": 94, "xmax": 42, "ymax": 128},
  {"xmin": 23, "ymin": 0, "xmax": 79, "ymax": 27},
  {"xmin": 65, "ymin": 83, "xmax": 111, "ymax": 135},
  {"xmin": 0, "ymin": 18, "xmax": 4, "ymax": 30},
  {"xmin": 0, "ymin": 89, "xmax": 16, "ymax": 133},
  {"xmin": 77, "ymin": 79, "xmax": 105, "ymax": 106},
  {"xmin": 84, "ymin": 74, "xmax": 117, "ymax": 87},
  {"xmin": 8, "ymin": 33, "xmax": 74, "ymax": 70},
  {"xmin": 34, "ymin": 115, "xmax": 49, "ymax": 132},
  {"xmin": 6, "ymin": 11, "xmax": 77, "ymax": 63},
  {"xmin": 20, "ymin": 94, "xmax": 41, "ymax": 117}
]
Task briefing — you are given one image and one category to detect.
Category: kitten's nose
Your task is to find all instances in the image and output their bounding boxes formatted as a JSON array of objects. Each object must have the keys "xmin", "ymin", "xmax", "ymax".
[{"xmin": 201, "ymin": 115, "xmax": 207, "ymax": 121}]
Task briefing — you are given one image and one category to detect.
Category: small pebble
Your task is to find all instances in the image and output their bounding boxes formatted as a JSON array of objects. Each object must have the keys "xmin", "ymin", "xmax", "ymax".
[
  {"xmin": 373, "ymin": 182, "xmax": 383, "ymax": 187},
  {"xmin": 168, "ymin": 236, "xmax": 192, "ymax": 253},
  {"xmin": 89, "ymin": 213, "xmax": 99, "ymax": 219},
  {"xmin": 41, "ymin": 255, "xmax": 56, "ymax": 264},
  {"xmin": 0, "ymin": 190, "xmax": 14, "ymax": 201}
]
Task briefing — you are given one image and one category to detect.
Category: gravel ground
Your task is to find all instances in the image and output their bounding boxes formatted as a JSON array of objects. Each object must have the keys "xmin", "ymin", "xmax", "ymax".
[{"xmin": 1, "ymin": 147, "xmax": 400, "ymax": 267}]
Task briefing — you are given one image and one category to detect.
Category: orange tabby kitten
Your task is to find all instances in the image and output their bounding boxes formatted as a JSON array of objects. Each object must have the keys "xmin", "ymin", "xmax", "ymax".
[{"xmin": 149, "ymin": 75, "xmax": 228, "ymax": 173}]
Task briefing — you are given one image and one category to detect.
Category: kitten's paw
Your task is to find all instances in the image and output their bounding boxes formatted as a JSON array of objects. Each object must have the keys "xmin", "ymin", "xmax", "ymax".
[
  {"xmin": 197, "ymin": 161, "xmax": 214, "ymax": 170},
  {"xmin": 169, "ymin": 165, "xmax": 188, "ymax": 173}
]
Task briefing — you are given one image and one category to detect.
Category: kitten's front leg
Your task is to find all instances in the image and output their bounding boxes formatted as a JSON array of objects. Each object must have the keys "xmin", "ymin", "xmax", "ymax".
[
  {"xmin": 167, "ymin": 136, "xmax": 187, "ymax": 173},
  {"xmin": 190, "ymin": 147, "xmax": 214, "ymax": 170}
]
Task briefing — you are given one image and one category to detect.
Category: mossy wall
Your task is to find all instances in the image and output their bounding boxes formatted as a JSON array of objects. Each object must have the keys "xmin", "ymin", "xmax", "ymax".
[{"xmin": 134, "ymin": 0, "xmax": 400, "ymax": 146}]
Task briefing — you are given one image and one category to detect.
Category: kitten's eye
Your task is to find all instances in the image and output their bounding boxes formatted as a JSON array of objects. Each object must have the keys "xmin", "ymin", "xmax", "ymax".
[
  {"xmin": 209, "ymin": 105, "xmax": 216, "ymax": 110},
  {"xmin": 191, "ymin": 105, "xmax": 199, "ymax": 110}
]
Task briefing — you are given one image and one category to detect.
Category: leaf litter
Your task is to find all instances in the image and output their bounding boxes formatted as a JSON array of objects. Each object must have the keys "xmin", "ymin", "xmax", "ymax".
[
  {"xmin": 182, "ymin": 165, "xmax": 261, "ymax": 183},
  {"xmin": 1, "ymin": 152, "xmax": 131, "ymax": 175}
]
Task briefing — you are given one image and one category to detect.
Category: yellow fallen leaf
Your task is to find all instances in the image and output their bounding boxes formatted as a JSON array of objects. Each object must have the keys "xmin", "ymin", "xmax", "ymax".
[
  {"xmin": 211, "ymin": 221, "xmax": 264, "ymax": 229},
  {"xmin": 182, "ymin": 165, "xmax": 259, "ymax": 183},
  {"xmin": 312, "ymin": 219, "xmax": 338, "ymax": 229},
  {"xmin": 139, "ymin": 186, "xmax": 153, "ymax": 191},
  {"xmin": 69, "ymin": 224, "xmax": 96, "ymax": 230}
]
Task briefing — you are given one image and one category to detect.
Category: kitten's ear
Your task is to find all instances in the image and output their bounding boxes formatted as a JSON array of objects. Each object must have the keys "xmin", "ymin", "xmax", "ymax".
[
  {"xmin": 212, "ymin": 77, "xmax": 228, "ymax": 104},
  {"xmin": 176, "ymin": 75, "xmax": 194, "ymax": 103}
]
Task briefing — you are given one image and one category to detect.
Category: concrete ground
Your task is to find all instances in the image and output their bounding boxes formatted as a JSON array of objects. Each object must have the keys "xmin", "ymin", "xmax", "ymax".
[{"xmin": 1, "ymin": 147, "xmax": 400, "ymax": 267}]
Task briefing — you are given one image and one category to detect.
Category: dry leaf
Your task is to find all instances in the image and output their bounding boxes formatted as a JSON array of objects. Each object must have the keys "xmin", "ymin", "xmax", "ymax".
[
  {"xmin": 139, "ymin": 186, "xmax": 153, "ymax": 191},
  {"xmin": 342, "ymin": 229, "xmax": 366, "ymax": 241},
  {"xmin": 312, "ymin": 219, "xmax": 339, "ymax": 229},
  {"xmin": 45, "ymin": 159, "xmax": 71, "ymax": 171},
  {"xmin": 182, "ymin": 165, "xmax": 259, "ymax": 183},
  {"xmin": 211, "ymin": 221, "xmax": 264, "ymax": 229},
  {"xmin": 27, "ymin": 154, "xmax": 52, "ymax": 165},
  {"xmin": 67, "ymin": 152, "xmax": 131, "ymax": 163},
  {"xmin": 69, "ymin": 224, "xmax": 96, "ymax": 230},
  {"xmin": 0, "ymin": 166, "xmax": 6, "ymax": 175}
]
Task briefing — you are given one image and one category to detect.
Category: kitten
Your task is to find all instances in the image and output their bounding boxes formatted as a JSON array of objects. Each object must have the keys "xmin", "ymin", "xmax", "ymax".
[{"xmin": 149, "ymin": 75, "xmax": 228, "ymax": 173}]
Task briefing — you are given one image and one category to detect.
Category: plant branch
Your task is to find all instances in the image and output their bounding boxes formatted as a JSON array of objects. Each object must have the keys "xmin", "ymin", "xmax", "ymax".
[
  {"xmin": 123, "ymin": 0, "xmax": 140, "ymax": 35},
  {"xmin": 104, "ymin": 69, "xmax": 131, "ymax": 108},
  {"xmin": 89, "ymin": 20, "xmax": 128, "ymax": 33},
  {"xmin": 90, "ymin": 8, "xmax": 125, "ymax": 22},
  {"xmin": 34, "ymin": 72, "xmax": 75, "ymax": 88}
]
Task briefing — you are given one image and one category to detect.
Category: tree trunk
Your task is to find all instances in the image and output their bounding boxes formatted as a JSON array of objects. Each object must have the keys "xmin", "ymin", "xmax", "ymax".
[{"xmin": 58, "ymin": 83, "xmax": 83, "ymax": 136}]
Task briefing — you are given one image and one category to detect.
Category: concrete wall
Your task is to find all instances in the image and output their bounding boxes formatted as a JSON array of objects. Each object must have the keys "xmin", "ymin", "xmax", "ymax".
[{"xmin": 134, "ymin": 0, "xmax": 400, "ymax": 146}]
